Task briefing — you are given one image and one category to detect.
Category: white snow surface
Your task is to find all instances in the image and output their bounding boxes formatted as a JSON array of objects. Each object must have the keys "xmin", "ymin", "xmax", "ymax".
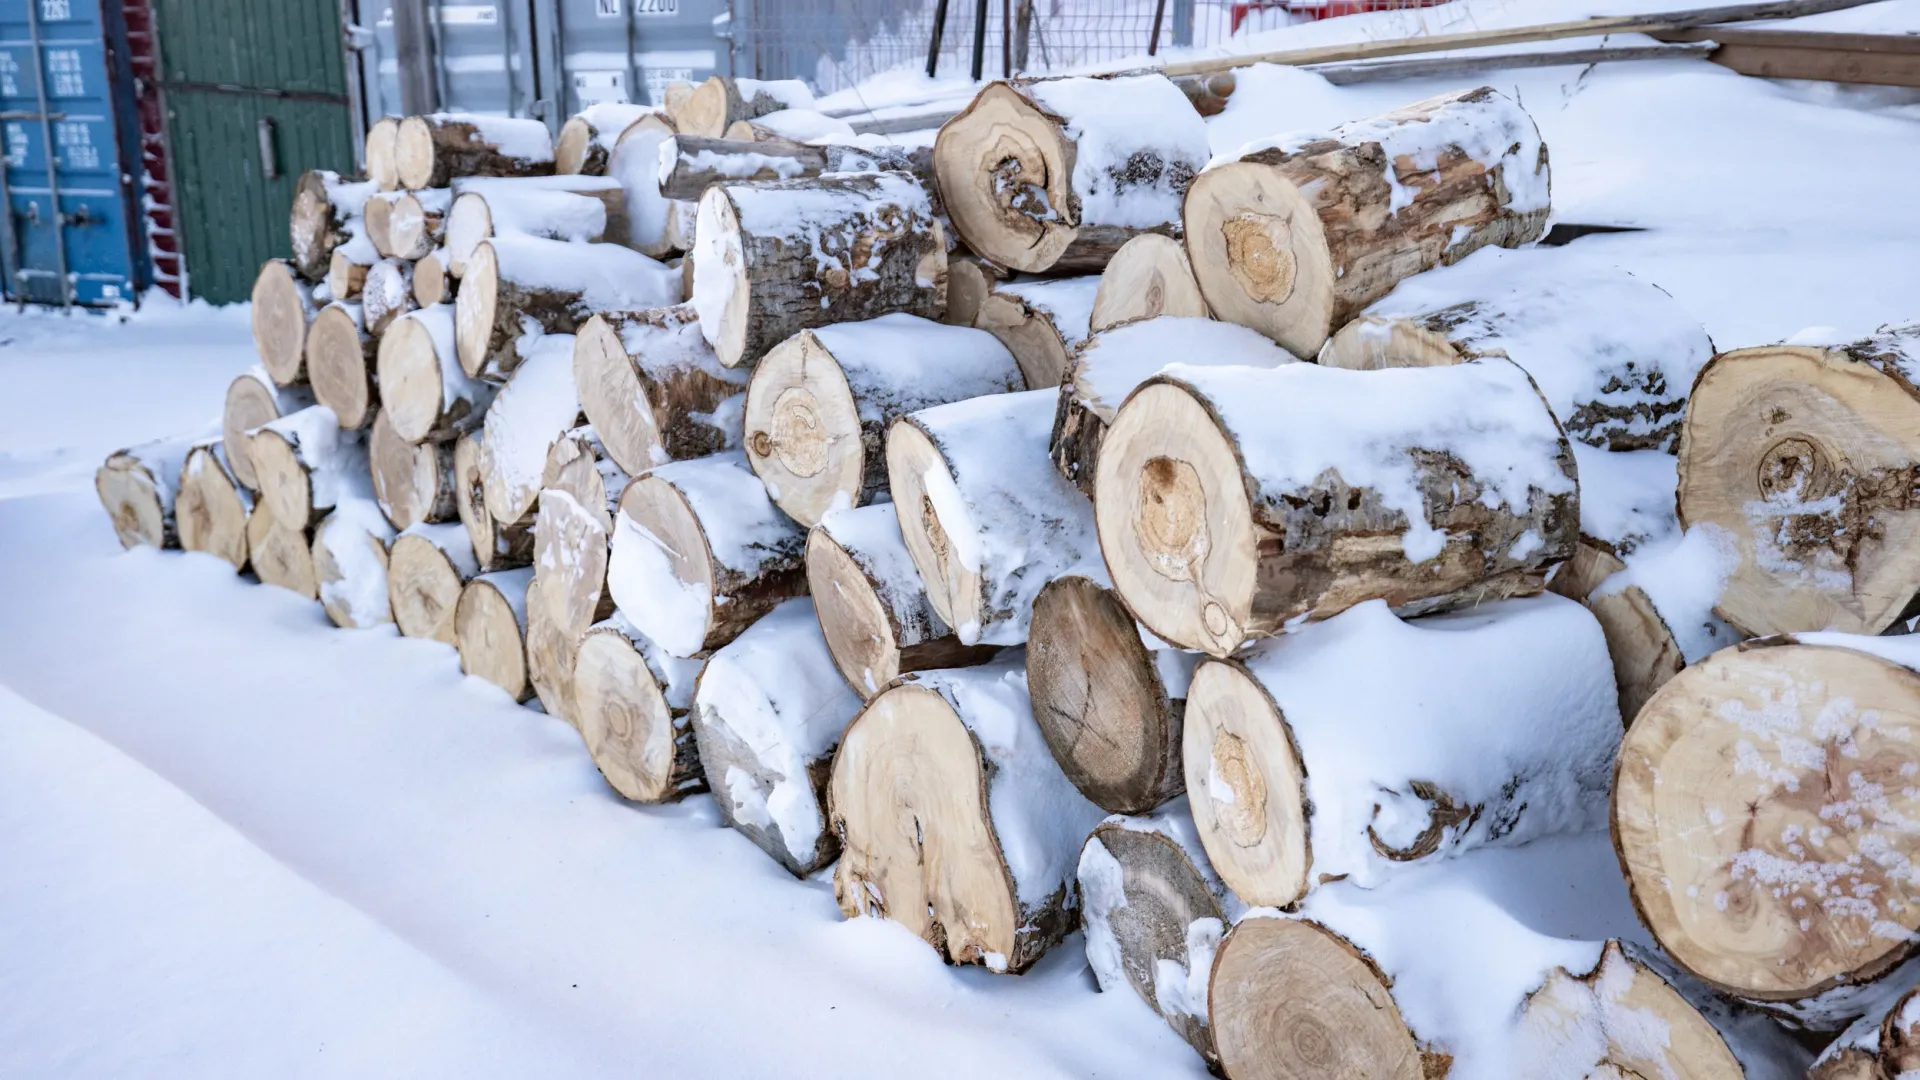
[
  {"xmin": 1073, "ymin": 316, "xmax": 1296, "ymax": 420},
  {"xmin": 738, "ymin": 78, "xmax": 817, "ymax": 112},
  {"xmin": 572, "ymin": 102, "xmax": 654, "ymax": 148},
  {"xmin": 606, "ymin": 121, "xmax": 678, "ymax": 251},
  {"xmin": 1022, "ymin": 74, "xmax": 1211, "ymax": 230},
  {"xmin": 1593, "ymin": 525, "xmax": 1743, "ymax": 663},
  {"xmin": 428, "ymin": 112, "xmax": 555, "ymax": 164},
  {"xmin": 485, "ymin": 234, "xmax": 681, "ymax": 313},
  {"xmin": 480, "ymin": 333, "xmax": 581, "ymax": 521},
  {"xmin": 317, "ymin": 498, "xmax": 396, "ymax": 626},
  {"xmin": 400, "ymin": 520, "xmax": 480, "ymax": 579},
  {"xmin": 485, "ymin": 187, "xmax": 615, "ymax": 245},
  {"xmin": 658, "ymin": 450, "xmax": 805, "ymax": 577},
  {"xmin": 1569, "ymin": 444, "xmax": 1677, "ymax": 554},
  {"xmin": 750, "ymin": 108, "xmax": 857, "ymax": 142},
  {"xmin": 997, "ymin": 276, "xmax": 1101, "ymax": 351},
  {"xmin": 810, "ymin": 313, "xmax": 1022, "ymax": 425}
]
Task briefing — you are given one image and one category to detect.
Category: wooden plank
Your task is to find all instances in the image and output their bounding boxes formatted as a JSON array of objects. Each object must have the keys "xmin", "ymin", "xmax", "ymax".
[
  {"xmin": 1312, "ymin": 42, "xmax": 1716, "ymax": 85},
  {"xmin": 1657, "ymin": 28, "xmax": 1920, "ymax": 53}
]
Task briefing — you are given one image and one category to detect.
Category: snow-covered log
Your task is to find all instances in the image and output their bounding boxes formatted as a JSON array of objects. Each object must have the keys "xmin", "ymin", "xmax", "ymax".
[
  {"xmin": 1052, "ymin": 316, "xmax": 1294, "ymax": 499},
  {"xmin": 523, "ymin": 578, "xmax": 578, "ymax": 722},
  {"xmin": 305, "ymin": 302, "xmax": 378, "ymax": 429},
  {"xmin": 973, "ymin": 276, "xmax": 1098, "ymax": 390},
  {"xmin": 743, "ymin": 314, "xmax": 1022, "ymax": 526},
  {"xmin": 690, "ymin": 171, "xmax": 947, "ymax": 370},
  {"xmin": 362, "ymin": 191, "xmax": 400, "ymax": 259},
  {"xmin": 806, "ymin": 503, "xmax": 996, "ymax": 699},
  {"xmin": 656, "ymin": 135, "xmax": 932, "ymax": 202},
  {"xmin": 312, "ymin": 498, "xmax": 394, "ymax": 629},
  {"xmin": 606, "ymin": 450, "xmax": 807, "ymax": 658},
  {"xmin": 1615, "ymin": 634, "xmax": 1920, "ymax": 1028},
  {"xmin": 1029, "ymin": 575, "xmax": 1198, "ymax": 814},
  {"xmin": 831, "ymin": 656, "xmax": 1106, "ymax": 974},
  {"xmin": 555, "ymin": 103, "xmax": 656, "ymax": 175},
  {"xmin": 543, "ymin": 425, "xmax": 625, "ymax": 530},
  {"xmin": 385, "ymin": 188, "xmax": 451, "ymax": 261},
  {"xmin": 571, "ymin": 304, "xmax": 744, "ymax": 475},
  {"xmin": 1183, "ymin": 595, "xmax": 1617, "ymax": 908},
  {"xmin": 728, "ymin": 108, "xmax": 853, "ymax": 144},
  {"xmin": 248, "ymin": 405, "xmax": 366, "ymax": 531},
  {"xmin": 1094, "ymin": 357, "xmax": 1577, "ymax": 656},
  {"xmin": 572, "ymin": 614, "xmax": 707, "ymax": 803},
  {"xmin": 607, "ymin": 112, "xmax": 684, "ymax": 259},
  {"xmin": 526, "ymin": 487, "xmax": 613, "ymax": 722},
  {"xmin": 455, "ymin": 567, "xmax": 533, "ymax": 701},
  {"xmin": 945, "ymin": 256, "xmax": 998, "ymax": 328},
  {"xmin": 478, "ymin": 334, "xmax": 583, "ymax": 527},
  {"xmin": 368, "ymin": 410, "xmax": 456, "ymax": 530},
  {"xmin": 290, "ymin": 169, "xmax": 374, "ymax": 280},
  {"xmin": 443, "ymin": 175, "xmax": 630, "ymax": 276},
  {"xmin": 387, "ymin": 522, "xmax": 477, "ymax": 642},
  {"xmin": 366, "ymin": 116, "xmax": 400, "ymax": 192},
  {"xmin": 674, "ymin": 76, "xmax": 814, "ymax": 138},
  {"xmin": 887, "ymin": 389, "xmax": 1103, "ymax": 647},
  {"xmin": 1088, "ymin": 233, "xmax": 1209, "ymax": 334},
  {"xmin": 1810, "ymin": 972, "xmax": 1920, "ymax": 1078},
  {"xmin": 361, "ymin": 259, "xmax": 416, "ymax": 336},
  {"xmin": 691, "ymin": 598, "xmax": 863, "ymax": 876},
  {"xmin": 376, "ymin": 305, "xmax": 493, "ymax": 444},
  {"xmin": 455, "ymin": 235, "xmax": 680, "ymax": 382},
  {"xmin": 327, "ymin": 242, "xmax": 374, "ymax": 301},
  {"xmin": 222, "ymin": 368, "xmax": 313, "ymax": 492},
  {"xmin": 412, "ymin": 248, "xmax": 452, "ymax": 307},
  {"xmin": 1186, "ymin": 87, "xmax": 1549, "ymax": 358},
  {"xmin": 1677, "ymin": 322, "xmax": 1920, "ymax": 637},
  {"xmin": 453, "ymin": 432, "xmax": 534, "ymax": 572},
  {"xmin": 396, "ymin": 113, "xmax": 555, "ymax": 191},
  {"xmin": 247, "ymin": 496, "xmax": 317, "ymax": 598},
  {"xmin": 176, "ymin": 441, "xmax": 251, "ymax": 572},
  {"xmin": 934, "ymin": 74, "xmax": 1209, "ymax": 275},
  {"xmin": 1319, "ymin": 249, "xmax": 1713, "ymax": 452},
  {"xmin": 251, "ymin": 260, "xmax": 318, "ymax": 386}
]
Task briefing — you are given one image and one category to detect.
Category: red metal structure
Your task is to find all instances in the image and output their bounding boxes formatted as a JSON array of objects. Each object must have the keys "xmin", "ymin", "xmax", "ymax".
[
  {"xmin": 119, "ymin": 0, "xmax": 182, "ymax": 299},
  {"xmin": 1231, "ymin": 0, "xmax": 1452, "ymax": 33}
]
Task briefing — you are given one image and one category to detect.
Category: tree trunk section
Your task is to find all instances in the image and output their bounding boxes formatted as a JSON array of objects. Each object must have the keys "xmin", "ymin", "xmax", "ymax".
[
  {"xmin": 313, "ymin": 498, "xmax": 395, "ymax": 629},
  {"xmin": 223, "ymin": 368, "xmax": 314, "ymax": 492},
  {"xmin": 455, "ymin": 567, "xmax": 533, "ymax": 701},
  {"xmin": 176, "ymin": 441, "xmax": 251, "ymax": 572},
  {"xmin": 306, "ymin": 302, "xmax": 379, "ymax": 430},
  {"xmin": 1089, "ymin": 233, "xmax": 1210, "ymax": 333},
  {"xmin": 98, "ymin": 435, "xmax": 194, "ymax": 550},
  {"xmin": 246, "ymin": 496, "xmax": 317, "ymax": 599},
  {"xmin": 456, "ymin": 235, "xmax": 680, "ymax": 382},
  {"xmin": 366, "ymin": 116, "xmax": 400, "ymax": 193},
  {"xmin": 555, "ymin": 103, "xmax": 656, "ymax": 175},
  {"xmin": 377, "ymin": 305, "xmax": 494, "ymax": 444},
  {"xmin": 972, "ymin": 276, "xmax": 1099, "ymax": 390},
  {"xmin": 368, "ymin": 409, "xmax": 457, "ymax": 531},
  {"xmin": 475, "ymin": 334, "xmax": 583, "ymax": 528},
  {"xmin": 396, "ymin": 113, "xmax": 555, "ymax": 191},
  {"xmin": 608, "ymin": 112, "xmax": 684, "ymax": 259},
  {"xmin": 385, "ymin": 188, "xmax": 450, "ymax": 261},
  {"xmin": 413, "ymin": 248, "xmax": 452, "ymax": 307},
  {"xmin": 387, "ymin": 522, "xmax": 478, "ymax": 643},
  {"xmin": 454, "ymin": 432, "xmax": 535, "ymax": 572},
  {"xmin": 361, "ymin": 258, "xmax": 416, "ymax": 336},
  {"xmin": 327, "ymin": 242, "xmax": 374, "ymax": 301},
  {"xmin": 251, "ymin": 260, "xmax": 318, "ymax": 386},
  {"xmin": 248, "ymin": 405, "xmax": 368, "ymax": 531},
  {"xmin": 675, "ymin": 76, "xmax": 814, "ymax": 138},
  {"xmin": 657, "ymin": 135, "xmax": 933, "ymax": 202},
  {"xmin": 571, "ymin": 305, "xmax": 745, "ymax": 476},
  {"xmin": 363, "ymin": 191, "xmax": 399, "ymax": 259},
  {"xmin": 944, "ymin": 256, "xmax": 1000, "ymax": 328},
  {"xmin": 443, "ymin": 175, "xmax": 630, "ymax": 277},
  {"xmin": 572, "ymin": 614, "xmax": 707, "ymax": 803},
  {"xmin": 290, "ymin": 169, "xmax": 374, "ymax": 281}
]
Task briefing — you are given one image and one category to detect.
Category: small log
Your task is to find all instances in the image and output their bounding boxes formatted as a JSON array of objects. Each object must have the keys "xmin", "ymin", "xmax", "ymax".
[
  {"xmin": 526, "ymin": 486, "xmax": 613, "ymax": 723},
  {"xmin": 608, "ymin": 112, "xmax": 684, "ymax": 259},
  {"xmin": 660, "ymin": 80, "xmax": 695, "ymax": 119},
  {"xmin": 1095, "ymin": 357, "xmax": 1576, "ymax": 656},
  {"xmin": 973, "ymin": 276, "xmax": 1099, "ymax": 390},
  {"xmin": 453, "ymin": 432, "xmax": 534, "ymax": 572},
  {"xmin": 248, "ymin": 405, "xmax": 367, "ymax": 531},
  {"xmin": 479, "ymin": 334, "xmax": 583, "ymax": 527},
  {"xmin": 1029, "ymin": 576, "xmax": 1198, "ymax": 814},
  {"xmin": 572, "ymin": 304, "xmax": 745, "ymax": 476},
  {"xmin": 690, "ymin": 171, "xmax": 947, "ymax": 370},
  {"xmin": 363, "ymin": 190, "xmax": 399, "ymax": 259},
  {"xmin": 456, "ymin": 235, "xmax": 680, "ymax": 382},
  {"xmin": 691, "ymin": 597, "xmax": 864, "ymax": 876},
  {"xmin": 555, "ymin": 103, "xmax": 657, "ymax": 175},
  {"xmin": 806, "ymin": 503, "xmax": 996, "ymax": 699},
  {"xmin": 395, "ymin": 113, "xmax": 555, "ymax": 191},
  {"xmin": 251, "ymin": 260, "xmax": 318, "ymax": 386},
  {"xmin": 222, "ymin": 368, "xmax": 314, "ymax": 492},
  {"xmin": 312, "ymin": 498, "xmax": 395, "ymax": 629},
  {"xmin": 368, "ymin": 409, "xmax": 456, "ymax": 531},
  {"xmin": 572, "ymin": 614, "xmax": 707, "ymax": 803},
  {"xmin": 327, "ymin": 241, "xmax": 375, "ymax": 301},
  {"xmin": 376, "ymin": 305, "xmax": 493, "ymax": 444},
  {"xmin": 455, "ymin": 567, "xmax": 534, "ymax": 701},
  {"xmin": 933, "ymin": 74, "xmax": 1210, "ymax": 274},
  {"xmin": 387, "ymin": 522, "xmax": 478, "ymax": 642},
  {"xmin": 1088, "ymin": 233, "xmax": 1209, "ymax": 333},
  {"xmin": 412, "ymin": 248, "xmax": 452, "ymax": 307},
  {"xmin": 305, "ymin": 302, "xmax": 378, "ymax": 429},
  {"xmin": 1052, "ymin": 316, "xmax": 1295, "ymax": 499},
  {"xmin": 887, "ymin": 389, "xmax": 1103, "ymax": 647},
  {"xmin": 944, "ymin": 256, "xmax": 999, "ymax": 328},
  {"xmin": 1677, "ymin": 322, "xmax": 1920, "ymax": 637},
  {"xmin": 97, "ymin": 435, "xmax": 196, "ymax": 550},
  {"xmin": 731, "ymin": 108, "xmax": 855, "ymax": 144},
  {"xmin": 606, "ymin": 450, "xmax": 807, "ymax": 658},
  {"xmin": 743, "ymin": 314, "xmax": 1022, "ymax": 526},
  {"xmin": 1319, "ymin": 248, "xmax": 1715, "ymax": 452},
  {"xmin": 361, "ymin": 258, "xmax": 416, "ymax": 336},
  {"xmin": 290, "ymin": 169, "xmax": 375, "ymax": 281},
  {"xmin": 246, "ymin": 496, "xmax": 317, "ymax": 598},
  {"xmin": 443, "ymin": 174, "xmax": 630, "ymax": 276},
  {"xmin": 385, "ymin": 188, "xmax": 451, "ymax": 260},
  {"xmin": 675, "ymin": 76, "xmax": 814, "ymax": 138},
  {"xmin": 366, "ymin": 116, "xmax": 401, "ymax": 192},
  {"xmin": 175, "ymin": 441, "xmax": 251, "ymax": 571},
  {"xmin": 541, "ymin": 425, "xmax": 625, "ymax": 533},
  {"xmin": 831, "ymin": 656, "xmax": 1106, "ymax": 974},
  {"xmin": 1185, "ymin": 86, "xmax": 1550, "ymax": 358},
  {"xmin": 656, "ymin": 135, "xmax": 933, "ymax": 202}
]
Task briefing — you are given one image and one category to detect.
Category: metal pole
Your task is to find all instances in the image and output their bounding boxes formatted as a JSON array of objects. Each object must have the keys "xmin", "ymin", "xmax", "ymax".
[
  {"xmin": 1001, "ymin": 0, "xmax": 1011, "ymax": 78},
  {"xmin": 1149, "ymin": 0, "xmax": 1169, "ymax": 55},
  {"xmin": 392, "ymin": 0, "xmax": 440, "ymax": 115},
  {"xmin": 970, "ymin": 0, "xmax": 988, "ymax": 80},
  {"xmin": 926, "ymin": 0, "xmax": 950, "ymax": 77},
  {"xmin": 22, "ymin": 0, "xmax": 70, "ymax": 307}
]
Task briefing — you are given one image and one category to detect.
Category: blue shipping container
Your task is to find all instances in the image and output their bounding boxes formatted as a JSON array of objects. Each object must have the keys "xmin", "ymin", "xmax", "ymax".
[{"xmin": 0, "ymin": 0, "xmax": 147, "ymax": 306}]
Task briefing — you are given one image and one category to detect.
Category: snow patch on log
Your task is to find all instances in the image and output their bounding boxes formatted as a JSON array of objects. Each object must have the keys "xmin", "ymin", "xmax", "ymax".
[
  {"xmin": 315, "ymin": 497, "xmax": 395, "ymax": 628},
  {"xmin": 1023, "ymin": 75, "xmax": 1210, "ymax": 231},
  {"xmin": 480, "ymin": 334, "xmax": 582, "ymax": 526}
]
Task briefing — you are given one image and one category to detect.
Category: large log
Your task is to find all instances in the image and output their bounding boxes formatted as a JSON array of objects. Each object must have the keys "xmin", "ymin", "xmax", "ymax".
[
  {"xmin": 972, "ymin": 276, "xmax": 1099, "ymax": 390},
  {"xmin": 607, "ymin": 112, "xmax": 684, "ymax": 259},
  {"xmin": 1088, "ymin": 232, "xmax": 1209, "ymax": 334},
  {"xmin": 222, "ymin": 368, "xmax": 313, "ymax": 492},
  {"xmin": 387, "ymin": 522, "xmax": 478, "ymax": 643},
  {"xmin": 477, "ymin": 334, "xmax": 583, "ymax": 528},
  {"xmin": 830, "ymin": 656, "xmax": 1106, "ymax": 974},
  {"xmin": 365, "ymin": 116, "xmax": 400, "ymax": 193},
  {"xmin": 367, "ymin": 409, "xmax": 457, "ymax": 530},
  {"xmin": 248, "ymin": 405, "xmax": 367, "ymax": 531},
  {"xmin": 743, "ymin": 314, "xmax": 1022, "ymax": 526},
  {"xmin": 691, "ymin": 597, "xmax": 863, "ymax": 876},
  {"xmin": 674, "ymin": 76, "xmax": 814, "ymax": 138},
  {"xmin": 689, "ymin": 171, "xmax": 947, "ymax": 370},
  {"xmin": 176, "ymin": 441, "xmax": 251, "ymax": 572},
  {"xmin": 887, "ymin": 389, "xmax": 1103, "ymax": 647},
  {"xmin": 1094, "ymin": 357, "xmax": 1577, "ymax": 656},
  {"xmin": 572, "ymin": 614, "xmax": 707, "ymax": 803},
  {"xmin": 1320, "ymin": 248, "xmax": 1715, "ymax": 452},
  {"xmin": 385, "ymin": 188, "xmax": 451, "ymax": 261},
  {"xmin": 1677, "ymin": 322, "xmax": 1920, "ymax": 637},
  {"xmin": 246, "ymin": 496, "xmax": 317, "ymax": 598},
  {"xmin": 455, "ymin": 235, "xmax": 680, "ymax": 382},
  {"xmin": 443, "ymin": 175, "xmax": 630, "ymax": 276},
  {"xmin": 933, "ymin": 74, "xmax": 1209, "ymax": 275},
  {"xmin": 605, "ymin": 450, "xmax": 806, "ymax": 658},
  {"xmin": 312, "ymin": 498, "xmax": 394, "ymax": 629},
  {"xmin": 376, "ymin": 305, "xmax": 493, "ymax": 444},
  {"xmin": 305, "ymin": 302, "xmax": 378, "ymax": 429},
  {"xmin": 289, "ymin": 169, "xmax": 375, "ymax": 281},
  {"xmin": 251, "ymin": 260, "xmax": 318, "ymax": 386},
  {"xmin": 453, "ymin": 432, "xmax": 534, "ymax": 572},
  {"xmin": 1185, "ymin": 86, "xmax": 1549, "ymax": 358},
  {"xmin": 806, "ymin": 503, "xmax": 996, "ymax": 699},
  {"xmin": 555, "ymin": 103, "xmax": 657, "ymax": 175},
  {"xmin": 571, "ymin": 304, "xmax": 745, "ymax": 476},
  {"xmin": 455, "ymin": 567, "xmax": 533, "ymax": 701},
  {"xmin": 395, "ymin": 113, "xmax": 555, "ymax": 191},
  {"xmin": 656, "ymin": 135, "xmax": 934, "ymax": 202}
]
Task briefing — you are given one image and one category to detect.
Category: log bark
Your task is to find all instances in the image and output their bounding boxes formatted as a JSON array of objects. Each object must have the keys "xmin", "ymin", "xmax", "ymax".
[
  {"xmin": 1319, "ymin": 248, "xmax": 1714, "ymax": 451},
  {"xmin": 830, "ymin": 656, "xmax": 1106, "ymax": 974},
  {"xmin": 1676, "ymin": 322, "xmax": 1920, "ymax": 637},
  {"xmin": 657, "ymin": 135, "xmax": 934, "ymax": 202},
  {"xmin": 887, "ymin": 389, "xmax": 1103, "ymax": 647},
  {"xmin": 443, "ymin": 175, "xmax": 630, "ymax": 276},
  {"xmin": 455, "ymin": 567, "xmax": 533, "ymax": 701},
  {"xmin": 361, "ymin": 258, "xmax": 416, "ymax": 336},
  {"xmin": 572, "ymin": 614, "xmax": 707, "ymax": 803},
  {"xmin": 972, "ymin": 276, "xmax": 1099, "ymax": 390},
  {"xmin": 368, "ymin": 409, "xmax": 457, "ymax": 530},
  {"xmin": 251, "ymin": 260, "xmax": 318, "ymax": 386},
  {"xmin": 246, "ymin": 495, "xmax": 317, "ymax": 598},
  {"xmin": 690, "ymin": 597, "xmax": 863, "ymax": 876},
  {"xmin": 608, "ymin": 112, "xmax": 684, "ymax": 259},
  {"xmin": 806, "ymin": 503, "xmax": 996, "ymax": 699},
  {"xmin": 1184, "ymin": 86, "xmax": 1550, "ymax": 359},
  {"xmin": 690, "ymin": 171, "xmax": 947, "ymax": 370},
  {"xmin": 385, "ymin": 188, "xmax": 451, "ymax": 260},
  {"xmin": 176, "ymin": 441, "xmax": 251, "ymax": 572},
  {"xmin": 571, "ymin": 304, "xmax": 744, "ymax": 476},
  {"xmin": 555, "ymin": 103, "xmax": 656, "ymax": 175},
  {"xmin": 1089, "ymin": 233, "xmax": 1209, "ymax": 333},
  {"xmin": 312, "ymin": 498, "xmax": 395, "ymax": 629},
  {"xmin": 606, "ymin": 450, "xmax": 807, "ymax": 658},
  {"xmin": 248, "ymin": 405, "xmax": 367, "ymax": 531},
  {"xmin": 453, "ymin": 432, "xmax": 535, "ymax": 572},
  {"xmin": 743, "ymin": 314, "xmax": 1022, "ymax": 526},
  {"xmin": 1094, "ymin": 357, "xmax": 1577, "ymax": 656},
  {"xmin": 455, "ymin": 235, "xmax": 680, "ymax": 382},
  {"xmin": 1810, "ymin": 971, "xmax": 1920, "ymax": 1079},
  {"xmin": 1051, "ymin": 316, "xmax": 1294, "ymax": 499},
  {"xmin": 674, "ymin": 76, "xmax": 814, "ymax": 138},
  {"xmin": 223, "ymin": 368, "xmax": 314, "ymax": 492},
  {"xmin": 1029, "ymin": 576, "xmax": 1198, "ymax": 814},
  {"xmin": 376, "ymin": 305, "xmax": 493, "ymax": 444},
  {"xmin": 933, "ymin": 75, "xmax": 1210, "ymax": 274},
  {"xmin": 290, "ymin": 169, "xmax": 375, "ymax": 280},
  {"xmin": 305, "ymin": 302, "xmax": 379, "ymax": 429},
  {"xmin": 477, "ymin": 334, "xmax": 582, "ymax": 529},
  {"xmin": 395, "ymin": 113, "xmax": 555, "ymax": 191},
  {"xmin": 412, "ymin": 248, "xmax": 452, "ymax": 307},
  {"xmin": 387, "ymin": 522, "xmax": 478, "ymax": 642},
  {"xmin": 327, "ymin": 242, "xmax": 375, "ymax": 301},
  {"xmin": 1553, "ymin": 539, "xmax": 1686, "ymax": 725},
  {"xmin": 366, "ymin": 116, "xmax": 400, "ymax": 192}
]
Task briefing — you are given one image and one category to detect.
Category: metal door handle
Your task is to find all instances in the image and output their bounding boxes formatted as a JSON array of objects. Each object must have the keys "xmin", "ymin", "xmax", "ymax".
[{"xmin": 257, "ymin": 117, "xmax": 279, "ymax": 180}]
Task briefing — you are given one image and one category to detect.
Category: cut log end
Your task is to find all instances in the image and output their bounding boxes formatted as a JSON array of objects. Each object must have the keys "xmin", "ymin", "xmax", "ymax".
[
  {"xmin": 1517, "ymin": 941, "xmax": 1748, "ymax": 1079},
  {"xmin": 573, "ymin": 625, "xmax": 702, "ymax": 803},
  {"xmin": 456, "ymin": 574, "xmax": 530, "ymax": 701},
  {"xmin": 366, "ymin": 117, "xmax": 400, "ymax": 192},
  {"xmin": 96, "ymin": 452, "xmax": 171, "ymax": 550},
  {"xmin": 974, "ymin": 290, "xmax": 1071, "ymax": 391},
  {"xmin": 176, "ymin": 447, "xmax": 250, "ymax": 572},
  {"xmin": 806, "ymin": 527, "xmax": 907, "ymax": 696},
  {"xmin": 454, "ymin": 434, "xmax": 534, "ymax": 572},
  {"xmin": 933, "ymin": 83, "xmax": 1078, "ymax": 274},
  {"xmin": 368, "ymin": 411, "xmax": 455, "ymax": 531},
  {"xmin": 250, "ymin": 261, "xmax": 313, "ymax": 385},
  {"xmin": 221, "ymin": 374, "xmax": 289, "ymax": 492},
  {"xmin": 741, "ymin": 330, "xmax": 866, "ymax": 527},
  {"xmin": 246, "ymin": 501, "xmax": 317, "ymax": 599},
  {"xmin": 1183, "ymin": 160, "xmax": 1335, "ymax": 359},
  {"xmin": 387, "ymin": 532, "xmax": 468, "ymax": 643},
  {"xmin": 885, "ymin": 421, "xmax": 982, "ymax": 642},
  {"xmin": 1182, "ymin": 659, "xmax": 1310, "ymax": 907},
  {"xmin": 306, "ymin": 304, "xmax": 376, "ymax": 430},
  {"xmin": 1089, "ymin": 233, "xmax": 1209, "ymax": 333}
]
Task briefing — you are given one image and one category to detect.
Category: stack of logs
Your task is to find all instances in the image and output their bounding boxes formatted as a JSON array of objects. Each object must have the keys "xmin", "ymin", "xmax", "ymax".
[{"xmin": 94, "ymin": 70, "xmax": 1920, "ymax": 1080}]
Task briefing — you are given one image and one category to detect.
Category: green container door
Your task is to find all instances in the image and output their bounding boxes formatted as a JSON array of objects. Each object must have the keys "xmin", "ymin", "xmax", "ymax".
[{"xmin": 154, "ymin": 0, "xmax": 357, "ymax": 303}]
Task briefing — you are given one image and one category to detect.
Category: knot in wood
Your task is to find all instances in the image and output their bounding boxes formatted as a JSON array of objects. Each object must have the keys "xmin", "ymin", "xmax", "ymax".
[
  {"xmin": 987, "ymin": 133, "xmax": 1057, "ymax": 238},
  {"xmin": 1221, "ymin": 211, "xmax": 1297, "ymax": 304},
  {"xmin": 1210, "ymin": 731, "xmax": 1268, "ymax": 848},
  {"xmin": 769, "ymin": 387, "xmax": 829, "ymax": 478},
  {"xmin": 1757, "ymin": 436, "xmax": 1835, "ymax": 503},
  {"xmin": 1135, "ymin": 455, "xmax": 1209, "ymax": 582},
  {"xmin": 1286, "ymin": 1014, "xmax": 1338, "ymax": 1068}
]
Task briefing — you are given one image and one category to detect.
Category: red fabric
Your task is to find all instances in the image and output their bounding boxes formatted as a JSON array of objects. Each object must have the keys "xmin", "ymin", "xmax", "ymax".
[{"xmin": 1230, "ymin": 0, "xmax": 1451, "ymax": 33}]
